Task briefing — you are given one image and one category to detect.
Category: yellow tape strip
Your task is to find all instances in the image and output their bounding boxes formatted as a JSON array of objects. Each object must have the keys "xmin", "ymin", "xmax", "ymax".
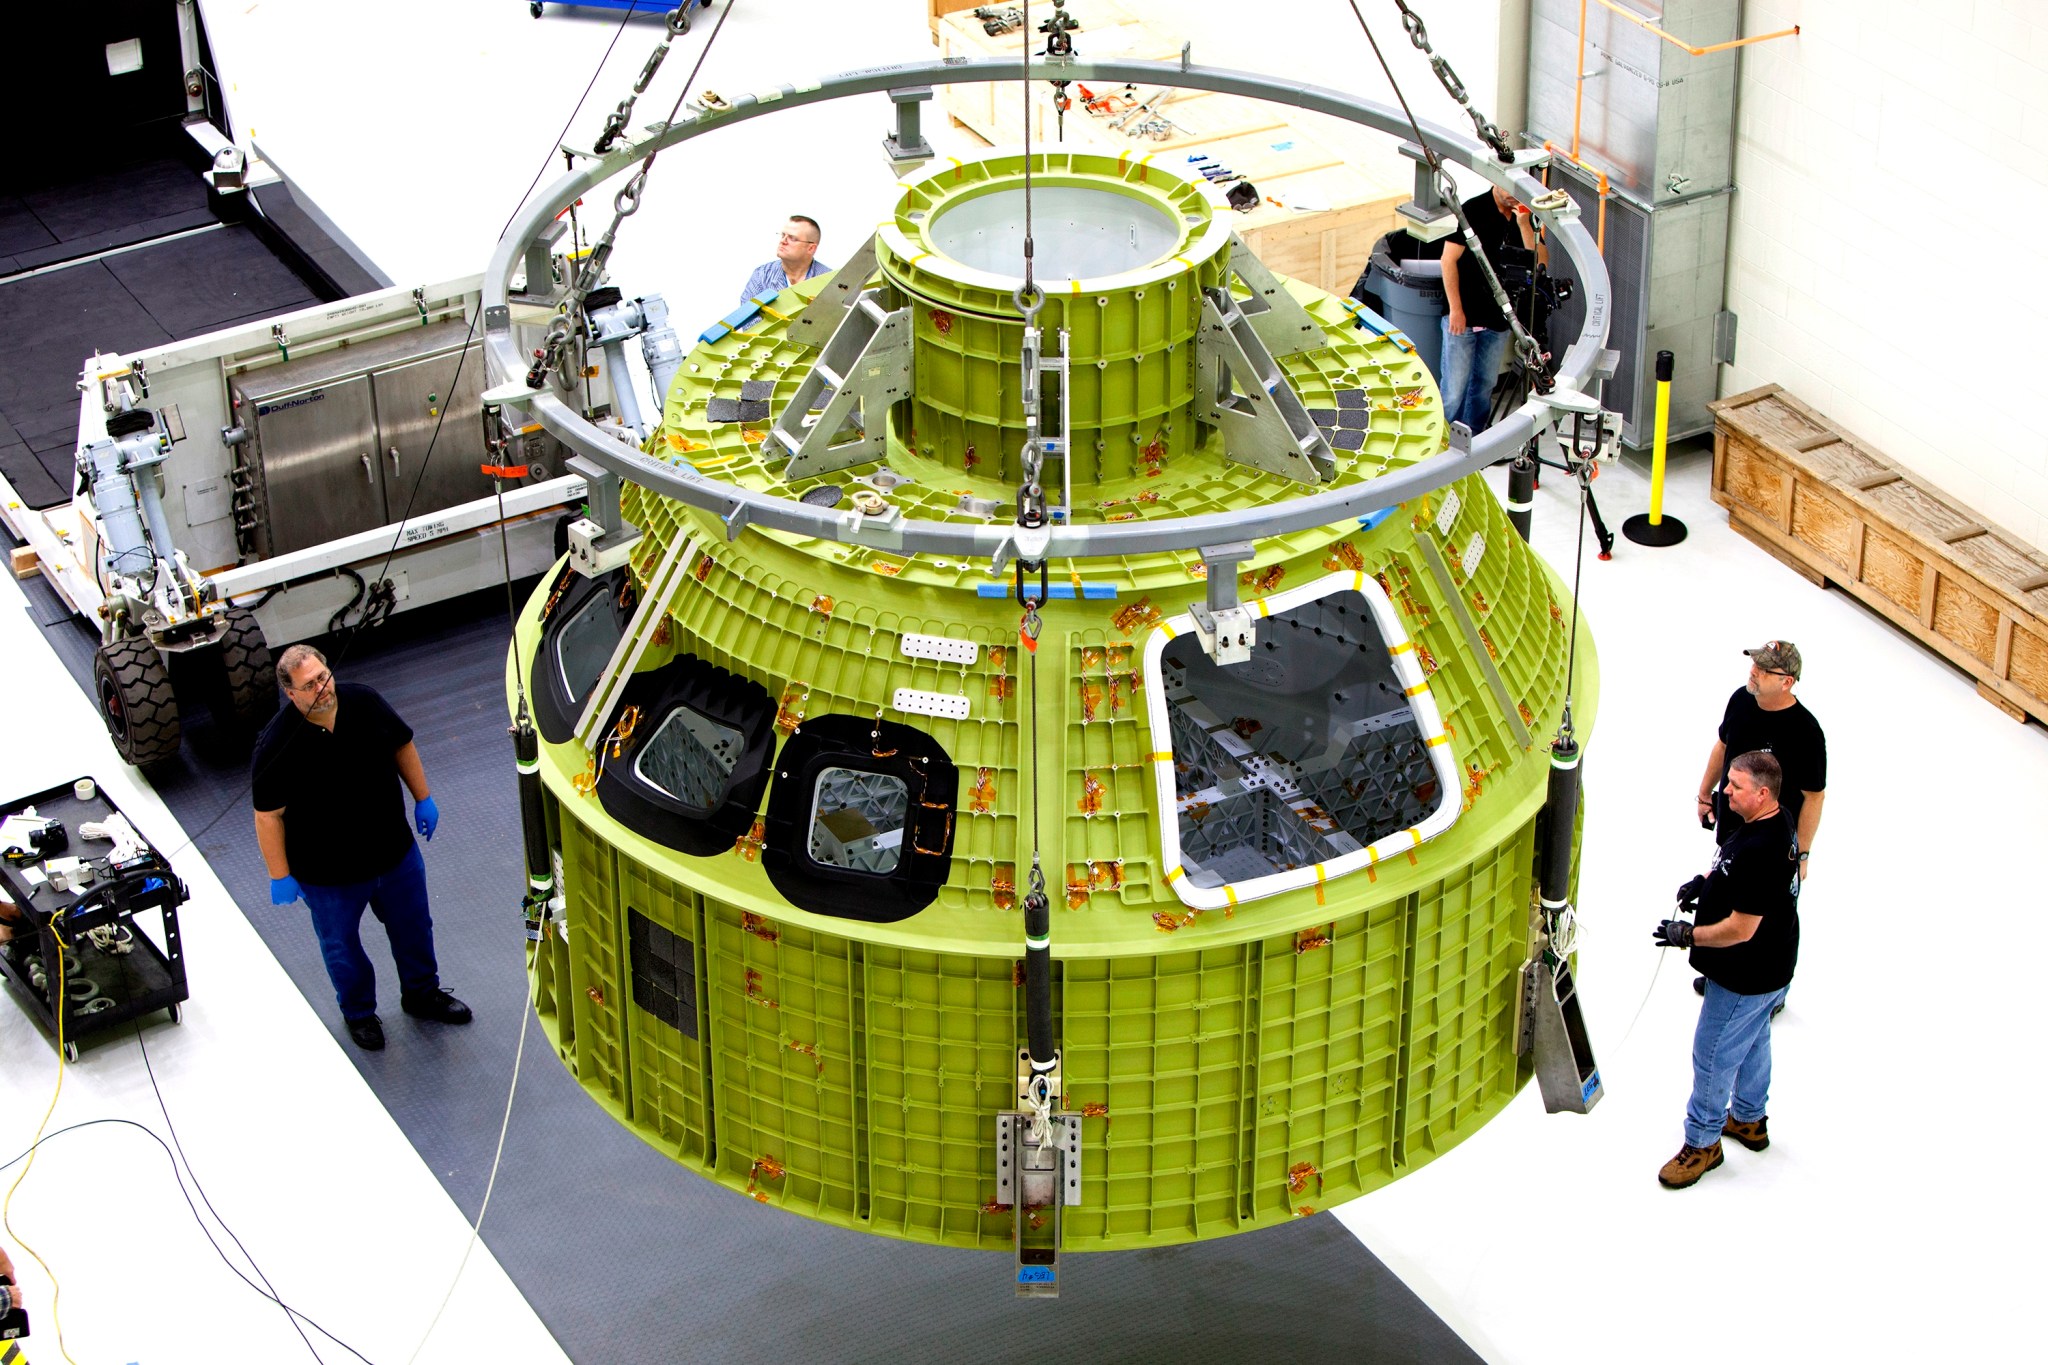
[
  {"xmin": 1404, "ymin": 682, "xmax": 1429, "ymax": 697},
  {"xmin": 1224, "ymin": 886, "xmax": 1239, "ymax": 906},
  {"xmin": 1150, "ymin": 751, "xmax": 1173, "ymax": 763},
  {"xmin": 1258, "ymin": 598, "xmax": 1272, "ymax": 617},
  {"xmin": 1164, "ymin": 865, "xmax": 1185, "ymax": 884},
  {"xmin": 1354, "ymin": 570, "xmax": 1367, "ymax": 593},
  {"xmin": 1157, "ymin": 622, "xmax": 1178, "ymax": 640},
  {"xmin": 1390, "ymin": 641, "xmax": 1415, "ymax": 655},
  {"xmin": 1426, "ymin": 733, "xmax": 1451, "ymax": 747}
]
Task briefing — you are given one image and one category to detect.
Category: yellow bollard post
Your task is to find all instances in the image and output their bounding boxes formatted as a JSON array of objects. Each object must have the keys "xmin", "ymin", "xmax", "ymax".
[{"xmin": 1623, "ymin": 350, "xmax": 1688, "ymax": 547}]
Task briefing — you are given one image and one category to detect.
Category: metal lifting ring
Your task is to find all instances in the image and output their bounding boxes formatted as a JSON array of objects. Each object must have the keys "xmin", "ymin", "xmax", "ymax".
[
  {"xmin": 613, "ymin": 171, "xmax": 647, "ymax": 218},
  {"xmin": 666, "ymin": 5, "xmax": 691, "ymax": 36},
  {"xmin": 1012, "ymin": 280, "xmax": 1045, "ymax": 323}
]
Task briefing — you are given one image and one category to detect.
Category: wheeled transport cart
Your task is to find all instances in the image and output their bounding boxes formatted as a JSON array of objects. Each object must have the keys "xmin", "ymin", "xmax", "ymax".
[{"xmin": 0, "ymin": 780, "xmax": 189, "ymax": 1062}]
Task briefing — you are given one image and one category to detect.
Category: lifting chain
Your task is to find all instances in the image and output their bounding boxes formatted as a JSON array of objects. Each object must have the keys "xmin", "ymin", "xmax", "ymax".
[
  {"xmin": 1391, "ymin": 0, "xmax": 1515, "ymax": 165},
  {"xmin": 593, "ymin": 6, "xmax": 696, "ymax": 155},
  {"xmin": 1350, "ymin": 0, "xmax": 1553, "ymax": 398}
]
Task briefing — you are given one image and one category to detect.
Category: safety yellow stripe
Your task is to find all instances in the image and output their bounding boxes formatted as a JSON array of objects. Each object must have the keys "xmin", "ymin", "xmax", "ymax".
[
  {"xmin": 1315, "ymin": 864, "xmax": 1328, "ymax": 887},
  {"xmin": 1157, "ymin": 622, "xmax": 1178, "ymax": 640},
  {"xmin": 1164, "ymin": 866, "xmax": 1185, "ymax": 884},
  {"xmin": 1408, "ymin": 828, "xmax": 1424, "ymax": 848},
  {"xmin": 1404, "ymin": 682, "xmax": 1428, "ymax": 697},
  {"xmin": 1257, "ymin": 598, "xmax": 1272, "ymax": 617},
  {"xmin": 1150, "ymin": 751, "xmax": 1173, "ymax": 763},
  {"xmin": 1367, "ymin": 847, "xmax": 1380, "ymax": 865},
  {"xmin": 1071, "ymin": 280, "xmax": 1083, "ymax": 294},
  {"xmin": 1354, "ymin": 570, "xmax": 1366, "ymax": 593},
  {"xmin": 1425, "ymin": 733, "xmax": 1451, "ymax": 747},
  {"xmin": 1390, "ymin": 641, "xmax": 1415, "ymax": 655},
  {"xmin": 1224, "ymin": 886, "xmax": 1239, "ymax": 906}
]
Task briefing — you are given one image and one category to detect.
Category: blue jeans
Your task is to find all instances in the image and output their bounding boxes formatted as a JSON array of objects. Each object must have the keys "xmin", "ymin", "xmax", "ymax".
[
  {"xmin": 1438, "ymin": 319, "xmax": 1510, "ymax": 433},
  {"xmin": 1684, "ymin": 980, "xmax": 1788, "ymax": 1148},
  {"xmin": 301, "ymin": 843, "xmax": 438, "ymax": 1021}
]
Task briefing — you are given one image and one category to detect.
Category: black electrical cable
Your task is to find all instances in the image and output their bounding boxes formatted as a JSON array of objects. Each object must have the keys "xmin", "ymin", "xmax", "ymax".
[
  {"xmin": 0, "ymin": 1111, "xmax": 379, "ymax": 1365},
  {"xmin": 133, "ymin": 1016, "xmax": 335, "ymax": 1365}
]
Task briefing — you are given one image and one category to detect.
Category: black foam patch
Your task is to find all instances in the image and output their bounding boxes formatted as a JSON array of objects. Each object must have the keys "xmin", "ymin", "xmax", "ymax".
[
  {"xmin": 705, "ymin": 397, "xmax": 770, "ymax": 423},
  {"xmin": 1331, "ymin": 428, "xmax": 1366, "ymax": 451},
  {"xmin": 1307, "ymin": 407, "xmax": 1338, "ymax": 427},
  {"xmin": 1335, "ymin": 388, "xmax": 1369, "ymax": 409},
  {"xmin": 739, "ymin": 380, "xmax": 774, "ymax": 401}
]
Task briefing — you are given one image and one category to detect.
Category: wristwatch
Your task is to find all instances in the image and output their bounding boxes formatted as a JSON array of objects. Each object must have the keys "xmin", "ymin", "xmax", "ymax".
[{"xmin": 1796, "ymin": 851, "xmax": 1809, "ymax": 861}]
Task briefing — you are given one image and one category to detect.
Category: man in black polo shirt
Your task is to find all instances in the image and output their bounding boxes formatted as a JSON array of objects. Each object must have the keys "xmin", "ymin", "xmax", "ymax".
[
  {"xmin": 1651, "ymin": 751, "xmax": 1800, "ymax": 1189},
  {"xmin": 252, "ymin": 644, "xmax": 470, "ymax": 1050}
]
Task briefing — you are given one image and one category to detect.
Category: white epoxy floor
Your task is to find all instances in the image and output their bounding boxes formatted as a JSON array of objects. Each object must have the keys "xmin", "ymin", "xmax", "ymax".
[{"xmin": 6, "ymin": 2, "xmax": 2042, "ymax": 1360}]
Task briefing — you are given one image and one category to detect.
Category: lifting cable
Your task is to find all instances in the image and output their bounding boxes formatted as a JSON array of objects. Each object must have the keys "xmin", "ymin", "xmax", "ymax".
[
  {"xmin": 1013, "ymin": 0, "xmax": 1058, "ymax": 1098},
  {"xmin": 1346, "ymin": 0, "xmax": 1553, "ymax": 398}
]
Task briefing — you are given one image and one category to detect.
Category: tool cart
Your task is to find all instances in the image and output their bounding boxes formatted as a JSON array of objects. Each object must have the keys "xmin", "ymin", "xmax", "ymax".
[{"xmin": 1, "ymin": 780, "xmax": 189, "ymax": 1061}]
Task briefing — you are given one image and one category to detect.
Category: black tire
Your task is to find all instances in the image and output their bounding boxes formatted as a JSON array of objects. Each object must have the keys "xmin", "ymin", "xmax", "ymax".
[
  {"xmin": 94, "ymin": 637, "xmax": 182, "ymax": 766},
  {"xmin": 217, "ymin": 607, "xmax": 276, "ymax": 729}
]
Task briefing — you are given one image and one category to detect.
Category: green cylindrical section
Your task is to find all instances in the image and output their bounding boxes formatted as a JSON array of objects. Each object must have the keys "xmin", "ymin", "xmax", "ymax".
[{"xmin": 876, "ymin": 150, "xmax": 1232, "ymax": 486}]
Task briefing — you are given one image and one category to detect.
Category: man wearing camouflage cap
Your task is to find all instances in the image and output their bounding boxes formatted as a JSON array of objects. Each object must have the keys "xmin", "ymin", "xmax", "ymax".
[{"xmin": 1692, "ymin": 640, "xmax": 1826, "ymax": 999}]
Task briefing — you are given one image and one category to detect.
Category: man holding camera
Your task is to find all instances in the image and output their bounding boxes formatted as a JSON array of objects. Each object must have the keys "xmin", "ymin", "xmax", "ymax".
[{"xmin": 1651, "ymin": 750, "xmax": 1801, "ymax": 1189}]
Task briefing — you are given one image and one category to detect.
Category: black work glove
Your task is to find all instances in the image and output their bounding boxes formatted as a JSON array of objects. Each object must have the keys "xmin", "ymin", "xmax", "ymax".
[
  {"xmin": 1676, "ymin": 875, "xmax": 1708, "ymax": 906},
  {"xmin": 1651, "ymin": 918, "xmax": 1694, "ymax": 949}
]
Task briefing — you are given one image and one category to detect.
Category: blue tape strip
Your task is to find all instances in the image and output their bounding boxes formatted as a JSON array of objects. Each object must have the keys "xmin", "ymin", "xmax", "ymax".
[
  {"xmin": 1358, "ymin": 507, "xmax": 1398, "ymax": 531},
  {"xmin": 974, "ymin": 582, "xmax": 1119, "ymax": 600}
]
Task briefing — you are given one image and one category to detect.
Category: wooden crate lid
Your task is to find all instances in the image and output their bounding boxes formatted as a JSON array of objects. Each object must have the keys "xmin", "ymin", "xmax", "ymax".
[{"xmin": 1712, "ymin": 385, "xmax": 2048, "ymax": 620}]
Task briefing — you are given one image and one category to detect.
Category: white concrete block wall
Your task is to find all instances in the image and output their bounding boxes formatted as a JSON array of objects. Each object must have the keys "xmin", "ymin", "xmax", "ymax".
[{"xmin": 1722, "ymin": 0, "xmax": 2048, "ymax": 551}]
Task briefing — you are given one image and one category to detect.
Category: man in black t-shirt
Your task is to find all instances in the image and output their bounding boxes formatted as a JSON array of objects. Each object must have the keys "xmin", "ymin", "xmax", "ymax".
[
  {"xmin": 1651, "ymin": 752, "xmax": 1800, "ymax": 1189},
  {"xmin": 1438, "ymin": 185, "xmax": 1545, "ymax": 433},
  {"xmin": 1692, "ymin": 639, "xmax": 1824, "ymax": 1002},
  {"xmin": 252, "ymin": 644, "xmax": 471, "ymax": 1051}
]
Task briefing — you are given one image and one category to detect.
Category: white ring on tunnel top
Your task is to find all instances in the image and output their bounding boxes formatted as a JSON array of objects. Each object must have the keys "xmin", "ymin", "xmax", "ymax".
[{"xmin": 1140, "ymin": 569, "xmax": 1462, "ymax": 913}]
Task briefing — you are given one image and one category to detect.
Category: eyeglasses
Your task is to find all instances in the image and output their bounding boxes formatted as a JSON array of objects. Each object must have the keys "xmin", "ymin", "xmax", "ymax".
[
  {"xmin": 778, "ymin": 232, "xmax": 818, "ymax": 246},
  {"xmin": 289, "ymin": 670, "xmax": 333, "ymax": 693}
]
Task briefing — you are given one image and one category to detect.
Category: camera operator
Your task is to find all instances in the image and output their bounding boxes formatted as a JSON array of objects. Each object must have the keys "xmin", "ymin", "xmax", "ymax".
[{"xmin": 1440, "ymin": 186, "xmax": 1546, "ymax": 433}]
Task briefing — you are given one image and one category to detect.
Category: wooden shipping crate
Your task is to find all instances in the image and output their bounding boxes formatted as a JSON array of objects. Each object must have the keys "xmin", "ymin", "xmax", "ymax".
[{"xmin": 1708, "ymin": 384, "xmax": 2048, "ymax": 727}]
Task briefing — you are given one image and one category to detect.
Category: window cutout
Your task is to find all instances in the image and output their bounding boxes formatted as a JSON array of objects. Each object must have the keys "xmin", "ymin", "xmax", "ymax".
[
  {"xmin": 556, "ymin": 585, "xmax": 625, "ymax": 707},
  {"xmin": 1145, "ymin": 575, "xmax": 1459, "ymax": 910},
  {"xmin": 636, "ymin": 708, "xmax": 744, "ymax": 812},
  {"xmin": 807, "ymin": 768, "xmax": 909, "ymax": 874}
]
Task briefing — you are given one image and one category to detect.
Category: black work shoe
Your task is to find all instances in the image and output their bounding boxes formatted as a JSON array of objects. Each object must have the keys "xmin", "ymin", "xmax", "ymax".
[
  {"xmin": 347, "ymin": 1016, "xmax": 386, "ymax": 1050},
  {"xmin": 1722, "ymin": 1115, "xmax": 1769, "ymax": 1151},
  {"xmin": 1693, "ymin": 976, "xmax": 1707, "ymax": 997},
  {"xmin": 1658, "ymin": 1140, "xmax": 1724, "ymax": 1189},
  {"xmin": 402, "ymin": 988, "xmax": 473, "ymax": 1025}
]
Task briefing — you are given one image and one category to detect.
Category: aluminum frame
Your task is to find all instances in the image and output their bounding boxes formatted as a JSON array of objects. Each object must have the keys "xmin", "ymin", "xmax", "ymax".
[{"xmin": 482, "ymin": 57, "xmax": 1614, "ymax": 566}]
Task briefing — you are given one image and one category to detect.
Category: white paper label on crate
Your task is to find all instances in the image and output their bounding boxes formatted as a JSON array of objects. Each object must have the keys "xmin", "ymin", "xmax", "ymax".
[
  {"xmin": 1461, "ymin": 531, "xmax": 1486, "ymax": 577},
  {"xmin": 893, "ymin": 688, "xmax": 970, "ymax": 720},
  {"xmin": 1435, "ymin": 488, "xmax": 1462, "ymax": 538},
  {"xmin": 900, "ymin": 633, "xmax": 979, "ymax": 665}
]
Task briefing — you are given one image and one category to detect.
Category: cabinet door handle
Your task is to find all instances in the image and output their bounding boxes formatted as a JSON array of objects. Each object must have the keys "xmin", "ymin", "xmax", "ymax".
[
  {"xmin": 361, "ymin": 453, "xmax": 374, "ymax": 484},
  {"xmin": 388, "ymin": 446, "xmax": 402, "ymax": 481}
]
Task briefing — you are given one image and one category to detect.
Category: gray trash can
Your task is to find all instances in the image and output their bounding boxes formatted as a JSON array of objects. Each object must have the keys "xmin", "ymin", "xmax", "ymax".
[{"xmin": 1360, "ymin": 246, "xmax": 1448, "ymax": 384}]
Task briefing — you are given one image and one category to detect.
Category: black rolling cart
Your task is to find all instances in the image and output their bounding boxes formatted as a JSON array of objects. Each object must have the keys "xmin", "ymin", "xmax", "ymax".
[{"xmin": 0, "ymin": 779, "xmax": 189, "ymax": 1062}]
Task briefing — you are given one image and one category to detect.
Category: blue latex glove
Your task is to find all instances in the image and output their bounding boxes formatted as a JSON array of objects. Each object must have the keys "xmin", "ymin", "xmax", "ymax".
[
  {"xmin": 415, "ymin": 795, "xmax": 440, "ymax": 841},
  {"xmin": 271, "ymin": 876, "xmax": 303, "ymax": 906}
]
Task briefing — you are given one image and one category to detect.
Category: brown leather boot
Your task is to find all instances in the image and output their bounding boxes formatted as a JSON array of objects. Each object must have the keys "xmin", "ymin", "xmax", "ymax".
[
  {"xmin": 1722, "ymin": 1115, "xmax": 1769, "ymax": 1151},
  {"xmin": 1658, "ymin": 1141, "xmax": 1724, "ymax": 1189}
]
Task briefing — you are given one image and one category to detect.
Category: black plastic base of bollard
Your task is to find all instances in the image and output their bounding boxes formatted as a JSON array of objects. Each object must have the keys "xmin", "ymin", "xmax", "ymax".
[{"xmin": 1622, "ymin": 513, "xmax": 1689, "ymax": 547}]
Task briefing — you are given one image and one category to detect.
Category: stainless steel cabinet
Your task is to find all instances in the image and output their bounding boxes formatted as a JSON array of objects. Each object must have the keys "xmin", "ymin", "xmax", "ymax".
[
  {"xmin": 371, "ymin": 344, "xmax": 492, "ymax": 523},
  {"xmin": 245, "ymin": 375, "xmax": 383, "ymax": 555},
  {"xmin": 231, "ymin": 321, "xmax": 500, "ymax": 558}
]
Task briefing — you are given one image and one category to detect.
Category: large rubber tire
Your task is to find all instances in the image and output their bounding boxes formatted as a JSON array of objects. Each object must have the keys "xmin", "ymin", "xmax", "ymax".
[
  {"xmin": 94, "ymin": 637, "xmax": 182, "ymax": 766},
  {"xmin": 217, "ymin": 607, "xmax": 276, "ymax": 729}
]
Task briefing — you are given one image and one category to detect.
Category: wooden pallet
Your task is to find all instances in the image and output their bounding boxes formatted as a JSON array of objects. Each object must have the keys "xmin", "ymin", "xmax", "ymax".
[{"xmin": 1708, "ymin": 384, "xmax": 2048, "ymax": 726}]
